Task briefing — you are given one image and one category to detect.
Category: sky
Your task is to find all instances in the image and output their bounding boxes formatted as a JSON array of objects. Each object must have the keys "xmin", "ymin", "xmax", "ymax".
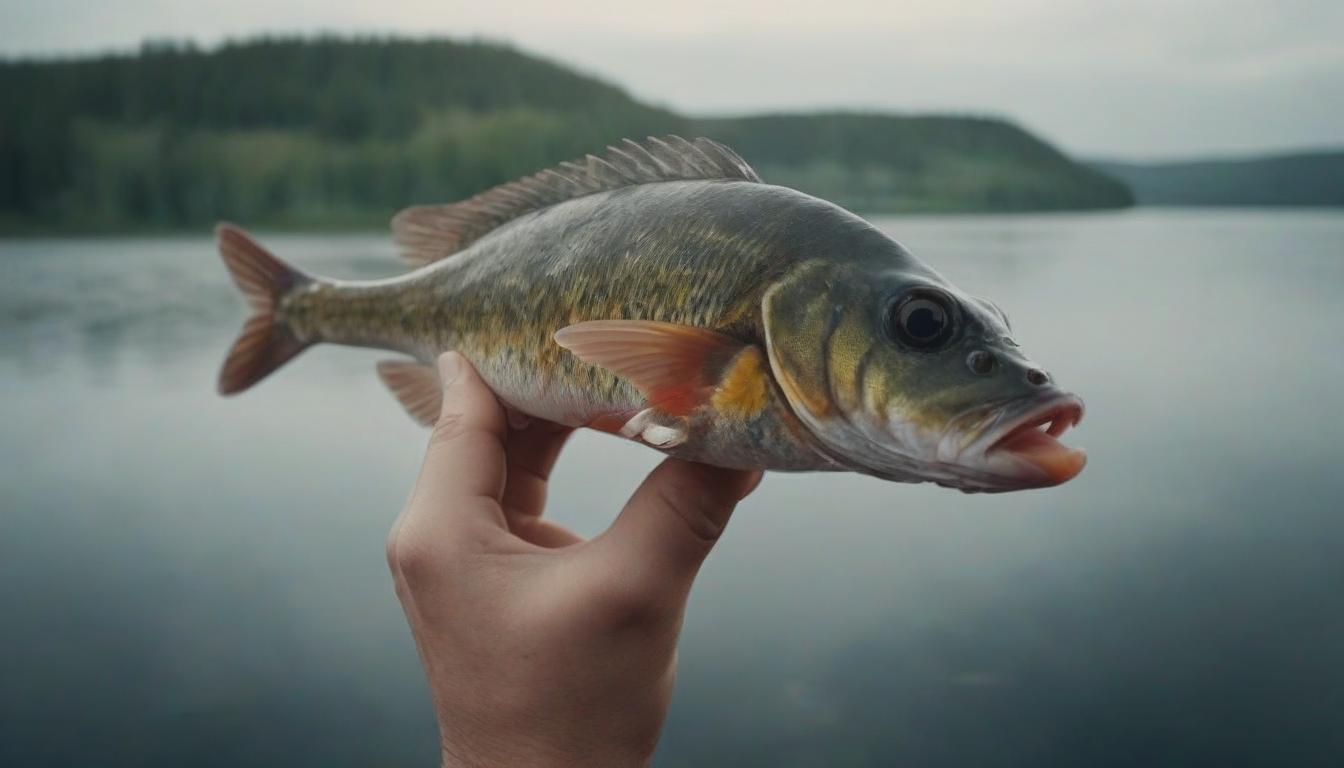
[{"xmin": 3, "ymin": 0, "xmax": 1342, "ymax": 159}]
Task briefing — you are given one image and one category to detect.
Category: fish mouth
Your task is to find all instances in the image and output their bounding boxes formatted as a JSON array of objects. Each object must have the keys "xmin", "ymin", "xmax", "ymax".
[{"xmin": 977, "ymin": 392, "xmax": 1086, "ymax": 488}]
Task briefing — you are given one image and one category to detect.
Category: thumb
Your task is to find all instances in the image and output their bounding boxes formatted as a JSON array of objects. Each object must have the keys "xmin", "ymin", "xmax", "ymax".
[{"xmin": 596, "ymin": 458, "xmax": 762, "ymax": 592}]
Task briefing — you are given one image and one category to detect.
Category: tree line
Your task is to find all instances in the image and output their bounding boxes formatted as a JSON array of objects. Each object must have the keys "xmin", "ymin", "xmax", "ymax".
[{"xmin": 0, "ymin": 36, "xmax": 1130, "ymax": 232}]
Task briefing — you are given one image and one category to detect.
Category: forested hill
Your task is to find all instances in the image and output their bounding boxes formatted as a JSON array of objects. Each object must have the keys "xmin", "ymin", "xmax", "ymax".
[
  {"xmin": 0, "ymin": 38, "xmax": 687, "ymax": 231},
  {"xmin": 0, "ymin": 37, "xmax": 1130, "ymax": 232},
  {"xmin": 1091, "ymin": 151, "xmax": 1344, "ymax": 207},
  {"xmin": 697, "ymin": 113, "xmax": 1132, "ymax": 213}
]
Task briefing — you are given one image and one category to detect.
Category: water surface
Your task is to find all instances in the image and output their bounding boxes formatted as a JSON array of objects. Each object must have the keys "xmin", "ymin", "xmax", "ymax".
[{"xmin": 2, "ymin": 209, "xmax": 1342, "ymax": 766}]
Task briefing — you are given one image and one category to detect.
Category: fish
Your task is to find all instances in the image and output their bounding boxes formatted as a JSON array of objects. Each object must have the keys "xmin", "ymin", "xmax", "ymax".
[{"xmin": 216, "ymin": 135, "xmax": 1085, "ymax": 492}]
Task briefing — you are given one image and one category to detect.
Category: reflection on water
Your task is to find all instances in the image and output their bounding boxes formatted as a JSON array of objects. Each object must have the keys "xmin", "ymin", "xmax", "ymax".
[{"xmin": 2, "ymin": 210, "xmax": 1342, "ymax": 766}]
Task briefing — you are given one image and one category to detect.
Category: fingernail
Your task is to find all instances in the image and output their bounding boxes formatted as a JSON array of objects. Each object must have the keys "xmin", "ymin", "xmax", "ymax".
[{"xmin": 438, "ymin": 352, "xmax": 461, "ymax": 389}]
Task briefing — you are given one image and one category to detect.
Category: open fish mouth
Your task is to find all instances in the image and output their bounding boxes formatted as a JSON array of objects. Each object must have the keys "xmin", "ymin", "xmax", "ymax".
[{"xmin": 976, "ymin": 392, "xmax": 1086, "ymax": 488}]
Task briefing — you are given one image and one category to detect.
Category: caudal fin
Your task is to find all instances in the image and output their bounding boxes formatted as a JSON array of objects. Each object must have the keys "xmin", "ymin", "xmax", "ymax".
[{"xmin": 216, "ymin": 223, "xmax": 312, "ymax": 395}]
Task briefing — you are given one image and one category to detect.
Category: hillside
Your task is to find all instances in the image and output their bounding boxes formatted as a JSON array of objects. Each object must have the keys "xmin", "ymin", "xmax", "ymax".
[
  {"xmin": 1092, "ymin": 151, "xmax": 1344, "ymax": 207},
  {"xmin": 1, "ymin": 37, "xmax": 1130, "ymax": 232},
  {"xmin": 699, "ymin": 113, "xmax": 1132, "ymax": 212}
]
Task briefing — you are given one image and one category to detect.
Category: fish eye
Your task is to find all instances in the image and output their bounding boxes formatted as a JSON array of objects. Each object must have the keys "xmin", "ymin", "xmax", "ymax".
[{"xmin": 886, "ymin": 288, "xmax": 957, "ymax": 351}]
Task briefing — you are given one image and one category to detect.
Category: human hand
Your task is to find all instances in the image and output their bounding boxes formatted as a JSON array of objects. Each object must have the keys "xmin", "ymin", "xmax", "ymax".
[{"xmin": 386, "ymin": 352, "xmax": 762, "ymax": 768}]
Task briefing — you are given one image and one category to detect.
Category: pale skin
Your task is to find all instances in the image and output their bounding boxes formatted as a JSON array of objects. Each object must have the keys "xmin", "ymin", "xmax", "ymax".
[{"xmin": 386, "ymin": 352, "xmax": 762, "ymax": 767}]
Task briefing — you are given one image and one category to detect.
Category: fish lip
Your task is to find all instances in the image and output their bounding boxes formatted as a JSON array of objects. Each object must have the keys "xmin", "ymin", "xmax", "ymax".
[
  {"xmin": 982, "ymin": 391, "xmax": 1086, "ymax": 455},
  {"xmin": 937, "ymin": 389, "xmax": 1086, "ymax": 490}
]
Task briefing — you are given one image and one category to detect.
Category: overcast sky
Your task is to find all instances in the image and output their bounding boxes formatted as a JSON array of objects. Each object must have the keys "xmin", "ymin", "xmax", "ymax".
[{"xmin": 3, "ymin": 0, "xmax": 1341, "ymax": 159}]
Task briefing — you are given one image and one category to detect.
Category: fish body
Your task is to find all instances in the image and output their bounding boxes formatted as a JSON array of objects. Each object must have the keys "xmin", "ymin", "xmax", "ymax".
[{"xmin": 218, "ymin": 137, "xmax": 1085, "ymax": 492}]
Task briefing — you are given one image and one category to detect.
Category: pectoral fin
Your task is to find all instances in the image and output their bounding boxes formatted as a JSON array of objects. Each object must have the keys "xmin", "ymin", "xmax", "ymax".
[{"xmin": 553, "ymin": 320, "xmax": 769, "ymax": 418}]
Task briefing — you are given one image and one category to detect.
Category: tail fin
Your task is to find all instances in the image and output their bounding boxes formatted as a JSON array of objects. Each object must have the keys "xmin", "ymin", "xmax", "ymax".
[{"xmin": 216, "ymin": 223, "xmax": 312, "ymax": 395}]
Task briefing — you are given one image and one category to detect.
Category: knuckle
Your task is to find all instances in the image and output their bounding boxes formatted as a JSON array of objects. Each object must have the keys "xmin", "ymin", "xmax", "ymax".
[{"xmin": 387, "ymin": 531, "xmax": 444, "ymax": 586}]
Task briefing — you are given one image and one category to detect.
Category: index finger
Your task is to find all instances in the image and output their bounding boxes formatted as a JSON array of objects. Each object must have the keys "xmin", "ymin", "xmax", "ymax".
[
  {"xmin": 502, "ymin": 420, "xmax": 574, "ymax": 520},
  {"xmin": 404, "ymin": 353, "xmax": 510, "ymax": 537}
]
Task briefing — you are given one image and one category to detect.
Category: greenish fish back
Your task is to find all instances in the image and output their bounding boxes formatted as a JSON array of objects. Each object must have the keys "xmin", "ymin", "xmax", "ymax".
[{"xmin": 391, "ymin": 135, "xmax": 762, "ymax": 267}]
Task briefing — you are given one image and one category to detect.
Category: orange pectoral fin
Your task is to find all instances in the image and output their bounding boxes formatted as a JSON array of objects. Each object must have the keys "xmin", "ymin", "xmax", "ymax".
[{"xmin": 554, "ymin": 320, "xmax": 758, "ymax": 416}]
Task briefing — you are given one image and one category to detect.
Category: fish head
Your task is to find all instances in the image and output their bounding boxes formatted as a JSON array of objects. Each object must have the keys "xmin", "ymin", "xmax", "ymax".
[{"xmin": 762, "ymin": 250, "xmax": 1085, "ymax": 493}]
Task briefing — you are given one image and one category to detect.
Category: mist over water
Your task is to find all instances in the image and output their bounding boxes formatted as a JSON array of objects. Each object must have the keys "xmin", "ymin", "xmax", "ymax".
[{"xmin": 2, "ymin": 210, "xmax": 1342, "ymax": 766}]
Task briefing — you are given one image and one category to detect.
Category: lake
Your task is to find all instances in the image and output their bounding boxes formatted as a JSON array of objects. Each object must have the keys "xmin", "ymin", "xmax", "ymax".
[{"xmin": 2, "ymin": 209, "xmax": 1342, "ymax": 767}]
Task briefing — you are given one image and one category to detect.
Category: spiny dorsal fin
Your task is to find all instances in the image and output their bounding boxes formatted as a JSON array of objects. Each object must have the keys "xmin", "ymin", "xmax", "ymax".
[{"xmin": 392, "ymin": 136, "xmax": 762, "ymax": 267}]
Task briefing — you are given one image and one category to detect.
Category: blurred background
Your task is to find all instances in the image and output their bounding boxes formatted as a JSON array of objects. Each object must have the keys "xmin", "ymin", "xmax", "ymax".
[{"xmin": 2, "ymin": 1, "xmax": 1342, "ymax": 765}]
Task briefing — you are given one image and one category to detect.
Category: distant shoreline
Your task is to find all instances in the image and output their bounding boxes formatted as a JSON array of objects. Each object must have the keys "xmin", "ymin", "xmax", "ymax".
[
  {"xmin": 9, "ymin": 36, "xmax": 1337, "ymax": 231},
  {"xmin": 7, "ymin": 205, "xmax": 1343, "ymax": 239},
  {"xmin": 1089, "ymin": 151, "xmax": 1344, "ymax": 208},
  {"xmin": 3, "ymin": 36, "xmax": 1130, "ymax": 232}
]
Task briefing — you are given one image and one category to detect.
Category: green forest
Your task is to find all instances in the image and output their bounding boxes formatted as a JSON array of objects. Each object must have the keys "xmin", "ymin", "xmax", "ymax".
[{"xmin": 1, "ymin": 36, "xmax": 1132, "ymax": 233}]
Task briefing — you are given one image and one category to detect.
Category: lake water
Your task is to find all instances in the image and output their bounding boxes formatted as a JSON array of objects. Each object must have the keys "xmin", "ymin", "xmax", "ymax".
[{"xmin": 3, "ymin": 209, "xmax": 1342, "ymax": 766}]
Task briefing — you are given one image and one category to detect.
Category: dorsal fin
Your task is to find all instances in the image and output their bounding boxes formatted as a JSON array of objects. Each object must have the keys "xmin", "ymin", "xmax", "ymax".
[{"xmin": 391, "ymin": 135, "xmax": 762, "ymax": 267}]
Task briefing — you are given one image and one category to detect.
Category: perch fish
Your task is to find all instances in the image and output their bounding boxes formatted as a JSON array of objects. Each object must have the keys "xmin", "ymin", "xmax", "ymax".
[{"xmin": 216, "ymin": 136, "xmax": 1085, "ymax": 492}]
